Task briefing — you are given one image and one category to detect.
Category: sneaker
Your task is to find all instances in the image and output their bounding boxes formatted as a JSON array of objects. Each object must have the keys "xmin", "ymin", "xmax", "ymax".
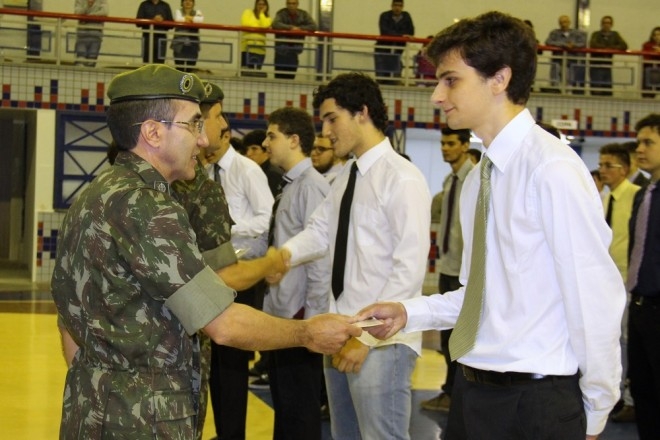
[
  {"xmin": 610, "ymin": 405, "xmax": 635, "ymax": 423},
  {"xmin": 248, "ymin": 373, "xmax": 270, "ymax": 390},
  {"xmin": 420, "ymin": 393, "xmax": 451, "ymax": 412}
]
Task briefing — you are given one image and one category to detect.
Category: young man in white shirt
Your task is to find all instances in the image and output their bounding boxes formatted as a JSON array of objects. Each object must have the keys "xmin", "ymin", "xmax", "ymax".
[
  {"xmin": 282, "ymin": 72, "xmax": 431, "ymax": 439},
  {"xmin": 358, "ymin": 11, "xmax": 625, "ymax": 440}
]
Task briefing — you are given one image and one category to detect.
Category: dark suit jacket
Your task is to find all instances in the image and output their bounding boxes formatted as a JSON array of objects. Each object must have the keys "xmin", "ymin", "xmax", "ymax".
[{"xmin": 628, "ymin": 183, "xmax": 660, "ymax": 297}]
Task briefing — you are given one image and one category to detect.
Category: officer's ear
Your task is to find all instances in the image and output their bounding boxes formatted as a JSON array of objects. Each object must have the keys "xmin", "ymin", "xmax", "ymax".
[{"xmin": 139, "ymin": 119, "xmax": 164, "ymax": 148}]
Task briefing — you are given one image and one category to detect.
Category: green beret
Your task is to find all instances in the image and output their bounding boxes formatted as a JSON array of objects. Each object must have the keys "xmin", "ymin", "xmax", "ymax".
[
  {"xmin": 201, "ymin": 81, "xmax": 225, "ymax": 104},
  {"xmin": 107, "ymin": 64, "xmax": 205, "ymax": 104}
]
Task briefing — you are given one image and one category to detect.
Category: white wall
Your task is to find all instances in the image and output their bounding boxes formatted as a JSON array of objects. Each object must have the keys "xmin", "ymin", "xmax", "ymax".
[{"xmin": 35, "ymin": 0, "xmax": 657, "ymax": 51}]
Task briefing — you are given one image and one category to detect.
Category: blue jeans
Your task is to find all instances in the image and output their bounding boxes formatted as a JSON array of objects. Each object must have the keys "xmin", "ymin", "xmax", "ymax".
[{"xmin": 324, "ymin": 344, "xmax": 417, "ymax": 440}]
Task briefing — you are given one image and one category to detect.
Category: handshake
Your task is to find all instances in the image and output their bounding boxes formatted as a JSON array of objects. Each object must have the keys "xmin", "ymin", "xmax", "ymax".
[{"xmin": 263, "ymin": 246, "xmax": 291, "ymax": 284}]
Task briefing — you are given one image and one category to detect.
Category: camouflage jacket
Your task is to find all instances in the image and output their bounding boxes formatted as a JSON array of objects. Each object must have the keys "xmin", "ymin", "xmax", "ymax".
[{"xmin": 52, "ymin": 151, "xmax": 234, "ymax": 439}]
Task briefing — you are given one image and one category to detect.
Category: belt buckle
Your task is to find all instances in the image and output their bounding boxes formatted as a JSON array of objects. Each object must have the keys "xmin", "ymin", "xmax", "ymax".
[{"xmin": 635, "ymin": 296, "xmax": 644, "ymax": 306}]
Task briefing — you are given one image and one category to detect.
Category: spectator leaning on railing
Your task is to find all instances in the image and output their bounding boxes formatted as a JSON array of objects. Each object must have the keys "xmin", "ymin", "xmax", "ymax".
[
  {"xmin": 641, "ymin": 26, "xmax": 660, "ymax": 98},
  {"xmin": 271, "ymin": 0, "xmax": 317, "ymax": 80},
  {"xmin": 544, "ymin": 14, "xmax": 587, "ymax": 94},
  {"xmin": 73, "ymin": 0, "xmax": 108, "ymax": 68},
  {"xmin": 136, "ymin": 0, "xmax": 173, "ymax": 64},
  {"xmin": 240, "ymin": 0, "xmax": 272, "ymax": 76},
  {"xmin": 589, "ymin": 15, "xmax": 628, "ymax": 96},
  {"xmin": 172, "ymin": 0, "xmax": 204, "ymax": 72}
]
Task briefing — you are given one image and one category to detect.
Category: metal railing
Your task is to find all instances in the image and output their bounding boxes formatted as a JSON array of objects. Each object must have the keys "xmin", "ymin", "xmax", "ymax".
[{"xmin": 0, "ymin": 8, "xmax": 658, "ymax": 97}]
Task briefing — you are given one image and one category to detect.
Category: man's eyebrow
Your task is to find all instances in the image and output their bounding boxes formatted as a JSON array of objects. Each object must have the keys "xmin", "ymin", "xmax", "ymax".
[{"xmin": 437, "ymin": 70, "xmax": 456, "ymax": 79}]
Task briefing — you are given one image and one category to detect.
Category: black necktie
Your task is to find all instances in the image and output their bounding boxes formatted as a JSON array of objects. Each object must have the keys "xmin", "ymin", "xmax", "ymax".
[
  {"xmin": 213, "ymin": 163, "xmax": 222, "ymax": 184},
  {"xmin": 442, "ymin": 175, "xmax": 458, "ymax": 254},
  {"xmin": 268, "ymin": 177, "xmax": 290, "ymax": 246},
  {"xmin": 332, "ymin": 162, "xmax": 358, "ymax": 300},
  {"xmin": 605, "ymin": 193, "xmax": 614, "ymax": 226}
]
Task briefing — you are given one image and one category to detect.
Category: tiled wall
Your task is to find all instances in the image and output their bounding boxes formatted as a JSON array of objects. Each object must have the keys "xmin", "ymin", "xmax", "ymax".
[
  {"xmin": 423, "ymin": 226, "xmax": 441, "ymax": 295},
  {"xmin": 35, "ymin": 211, "xmax": 66, "ymax": 284},
  {"xmin": 3, "ymin": 63, "xmax": 657, "ymax": 286}
]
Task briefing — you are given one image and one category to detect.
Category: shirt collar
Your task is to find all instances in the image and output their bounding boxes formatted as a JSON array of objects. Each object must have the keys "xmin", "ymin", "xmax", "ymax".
[
  {"xmin": 355, "ymin": 137, "xmax": 392, "ymax": 176},
  {"xmin": 455, "ymin": 157, "xmax": 475, "ymax": 180},
  {"xmin": 115, "ymin": 150, "xmax": 171, "ymax": 194},
  {"xmin": 284, "ymin": 158, "xmax": 312, "ymax": 182},
  {"xmin": 217, "ymin": 145, "xmax": 236, "ymax": 170},
  {"xmin": 610, "ymin": 178, "xmax": 633, "ymax": 200},
  {"xmin": 484, "ymin": 108, "xmax": 535, "ymax": 174}
]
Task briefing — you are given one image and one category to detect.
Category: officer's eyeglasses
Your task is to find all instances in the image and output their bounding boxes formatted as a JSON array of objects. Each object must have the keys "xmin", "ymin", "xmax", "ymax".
[
  {"xmin": 132, "ymin": 119, "xmax": 205, "ymax": 135},
  {"xmin": 597, "ymin": 162, "xmax": 623, "ymax": 170}
]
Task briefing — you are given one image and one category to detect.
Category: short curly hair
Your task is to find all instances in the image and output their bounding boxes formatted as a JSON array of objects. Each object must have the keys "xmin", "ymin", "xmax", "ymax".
[
  {"xmin": 312, "ymin": 72, "xmax": 389, "ymax": 133},
  {"xmin": 267, "ymin": 107, "xmax": 315, "ymax": 155}
]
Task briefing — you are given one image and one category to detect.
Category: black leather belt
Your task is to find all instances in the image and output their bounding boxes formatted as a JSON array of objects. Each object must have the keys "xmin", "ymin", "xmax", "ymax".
[
  {"xmin": 461, "ymin": 364, "xmax": 575, "ymax": 387},
  {"xmin": 633, "ymin": 295, "xmax": 660, "ymax": 306}
]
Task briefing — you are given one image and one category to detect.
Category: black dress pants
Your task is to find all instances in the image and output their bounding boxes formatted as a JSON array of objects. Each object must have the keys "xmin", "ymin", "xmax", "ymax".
[
  {"xmin": 439, "ymin": 274, "xmax": 462, "ymax": 396},
  {"xmin": 269, "ymin": 346, "xmax": 323, "ymax": 440},
  {"xmin": 444, "ymin": 367, "xmax": 585, "ymax": 440},
  {"xmin": 209, "ymin": 286, "xmax": 259, "ymax": 440},
  {"xmin": 628, "ymin": 299, "xmax": 660, "ymax": 440}
]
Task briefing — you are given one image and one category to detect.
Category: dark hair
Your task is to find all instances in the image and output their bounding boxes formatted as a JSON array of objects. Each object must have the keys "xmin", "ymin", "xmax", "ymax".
[
  {"xmin": 253, "ymin": 0, "xmax": 269, "ymax": 17},
  {"xmin": 590, "ymin": 169, "xmax": 601, "ymax": 179},
  {"xmin": 107, "ymin": 141, "xmax": 119, "ymax": 164},
  {"xmin": 426, "ymin": 11, "xmax": 537, "ymax": 105},
  {"xmin": 467, "ymin": 148, "xmax": 482, "ymax": 162},
  {"xmin": 441, "ymin": 127, "xmax": 471, "ymax": 144},
  {"xmin": 622, "ymin": 141, "xmax": 638, "ymax": 154},
  {"xmin": 231, "ymin": 136, "xmax": 245, "ymax": 154},
  {"xmin": 267, "ymin": 107, "xmax": 316, "ymax": 156},
  {"xmin": 648, "ymin": 26, "xmax": 660, "ymax": 43},
  {"xmin": 243, "ymin": 129, "xmax": 267, "ymax": 150},
  {"xmin": 312, "ymin": 72, "xmax": 389, "ymax": 133},
  {"xmin": 635, "ymin": 113, "xmax": 660, "ymax": 133},
  {"xmin": 106, "ymin": 99, "xmax": 179, "ymax": 150},
  {"xmin": 600, "ymin": 143, "xmax": 631, "ymax": 168}
]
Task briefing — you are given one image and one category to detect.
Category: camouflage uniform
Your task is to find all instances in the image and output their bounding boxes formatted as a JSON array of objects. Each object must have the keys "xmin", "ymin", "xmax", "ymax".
[
  {"xmin": 172, "ymin": 162, "xmax": 235, "ymax": 439},
  {"xmin": 52, "ymin": 151, "xmax": 235, "ymax": 439}
]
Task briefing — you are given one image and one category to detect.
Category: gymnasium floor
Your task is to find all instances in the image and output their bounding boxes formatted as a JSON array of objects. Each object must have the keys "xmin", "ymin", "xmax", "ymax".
[{"xmin": 0, "ymin": 264, "xmax": 638, "ymax": 439}]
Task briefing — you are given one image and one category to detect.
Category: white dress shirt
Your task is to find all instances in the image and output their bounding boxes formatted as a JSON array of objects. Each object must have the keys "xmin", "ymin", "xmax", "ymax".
[
  {"xmin": 210, "ymin": 146, "xmax": 274, "ymax": 259},
  {"xmin": 265, "ymin": 158, "xmax": 330, "ymax": 319},
  {"xmin": 284, "ymin": 138, "xmax": 431, "ymax": 354},
  {"xmin": 402, "ymin": 109, "xmax": 625, "ymax": 435},
  {"xmin": 322, "ymin": 162, "xmax": 346, "ymax": 185}
]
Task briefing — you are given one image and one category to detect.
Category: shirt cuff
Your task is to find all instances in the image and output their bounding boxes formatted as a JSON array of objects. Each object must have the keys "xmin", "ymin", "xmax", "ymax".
[
  {"xmin": 202, "ymin": 242, "xmax": 237, "ymax": 271},
  {"xmin": 165, "ymin": 266, "xmax": 236, "ymax": 335},
  {"xmin": 586, "ymin": 408, "xmax": 610, "ymax": 437},
  {"xmin": 400, "ymin": 296, "xmax": 434, "ymax": 333}
]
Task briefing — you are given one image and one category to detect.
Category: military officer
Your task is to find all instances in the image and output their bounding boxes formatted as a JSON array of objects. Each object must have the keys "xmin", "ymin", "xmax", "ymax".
[{"xmin": 51, "ymin": 64, "xmax": 361, "ymax": 439}]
